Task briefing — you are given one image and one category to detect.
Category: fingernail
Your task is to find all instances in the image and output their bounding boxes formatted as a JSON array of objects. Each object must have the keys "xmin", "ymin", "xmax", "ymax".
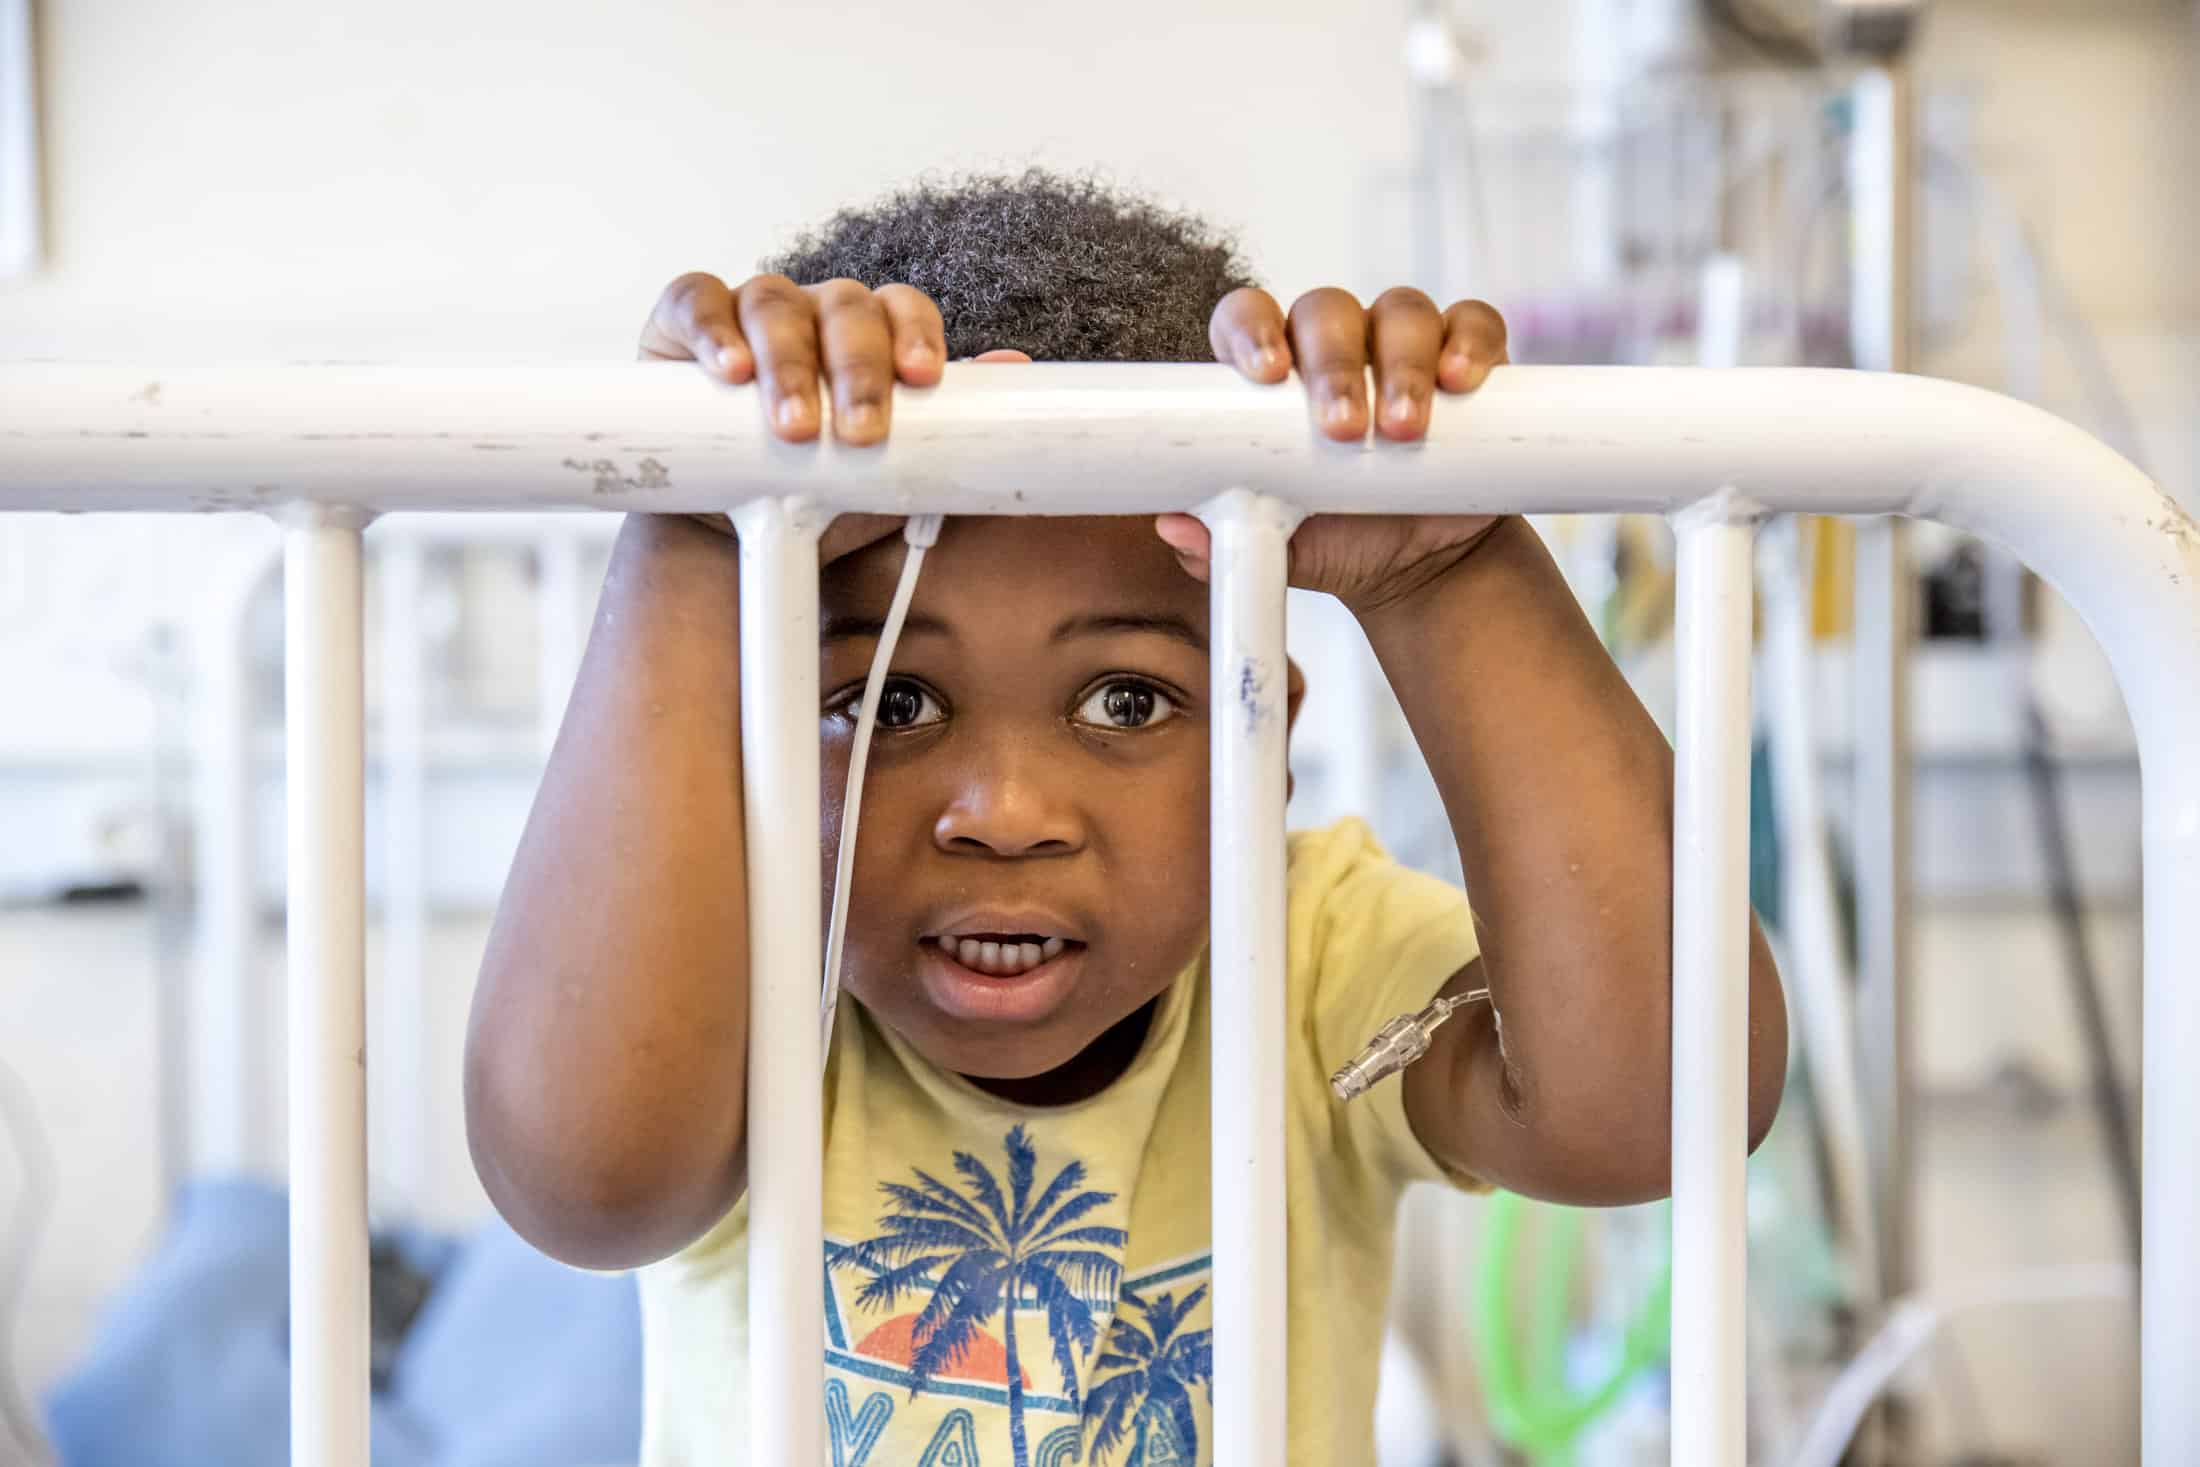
[
  {"xmin": 1248, "ymin": 345, "xmax": 1282, "ymax": 375},
  {"xmin": 1385, "ymin": 390, "xmax": 1414, "ymax": 426},
  {"xmin": 776, "ymin": 395, "xmax": 810, "ymax": 430},
  {"xmin": 1325, "ymin": 395, "xmax": 1357, "ymax": 430},
  {"xmin": 716, "ymin": 345, "xmax": 739, "ymax": 372},
  {"xmin": 845, "ymin": 402, "xmax": 882, "ymax": 435}
]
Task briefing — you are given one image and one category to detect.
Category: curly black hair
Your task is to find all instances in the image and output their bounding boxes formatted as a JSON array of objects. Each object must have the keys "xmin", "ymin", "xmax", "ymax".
[{"xmin": 760, "ymin": 168, "xmax": 1260, "ymax": 364}]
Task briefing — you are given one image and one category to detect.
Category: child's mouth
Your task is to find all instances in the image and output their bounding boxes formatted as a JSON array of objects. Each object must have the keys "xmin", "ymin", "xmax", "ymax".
[
  {"xmin": 916, "ymin": 932, "xmax": 1087, "ymax": 1025},
  {"xmin": 931, "ymin": 933, "xmax": 1069, "ymax": 977}
]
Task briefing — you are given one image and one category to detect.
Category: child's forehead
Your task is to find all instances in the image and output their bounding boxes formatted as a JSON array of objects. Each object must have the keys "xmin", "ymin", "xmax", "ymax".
[{"xmin": 822, "ymin": 515, "xmax": 1205, "ymax": 628}]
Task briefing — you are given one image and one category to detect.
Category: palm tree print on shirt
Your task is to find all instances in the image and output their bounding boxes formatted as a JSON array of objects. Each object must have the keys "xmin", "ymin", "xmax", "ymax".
[
  {"xmin": 835, "ymin": 1124, "xmax": 1128, "ymax": 1467},
  {"xmin": 1084, "ymin": 1285, "xmax": 1214, "ymax": 1465}
]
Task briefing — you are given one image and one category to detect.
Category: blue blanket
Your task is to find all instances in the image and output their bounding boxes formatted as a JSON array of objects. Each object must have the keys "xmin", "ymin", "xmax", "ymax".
[{"xmin": 44, "ymin": 1179, "xmax": 642, "ymax": 1467}]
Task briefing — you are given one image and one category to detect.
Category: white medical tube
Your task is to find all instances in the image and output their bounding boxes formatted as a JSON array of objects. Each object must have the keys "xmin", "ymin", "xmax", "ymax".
[
  {"xmin": 1202, "ymin": 490, "xmax": 1299, "ymax": 1467},
  {"xmin": 820, "ymin": 514, "xmax": 943, "ymax": 1055},
  {"xmin": 1669, "ymin": 506, "xmax": 1756, "ymax": 1467},
  {"xmin": 732, "ymin": 498, "xmax": 825, "ymax": 1467},
  {"xmin": 282, "ymin": 506, "xmax": 371, "ymax": 1467}
]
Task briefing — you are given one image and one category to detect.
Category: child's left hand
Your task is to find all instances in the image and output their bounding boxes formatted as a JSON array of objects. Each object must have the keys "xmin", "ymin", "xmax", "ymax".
[{"xmin": 1154, "ymin": 286, "xmax": 1510, "ymax": 616}]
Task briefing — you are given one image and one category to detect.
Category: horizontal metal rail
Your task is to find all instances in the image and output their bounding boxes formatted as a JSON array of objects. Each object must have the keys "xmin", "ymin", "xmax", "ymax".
[{"xmin": 4, "ymin": 362, "xmax": 2194, "ymax": 1464}]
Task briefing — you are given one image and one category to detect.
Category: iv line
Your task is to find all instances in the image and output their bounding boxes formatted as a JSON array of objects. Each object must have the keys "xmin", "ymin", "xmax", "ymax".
[
  {"xmin": 820, "ymin": 513, "xmax": 944, "ymax": 1062},
  {"xmin": 1330, "ymin": 986, "xmax": 1492, "ymax": 1102}
]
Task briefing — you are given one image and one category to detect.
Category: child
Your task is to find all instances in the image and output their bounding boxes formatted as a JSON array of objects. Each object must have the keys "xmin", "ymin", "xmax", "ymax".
[{"xmin": 465, "ymin": 169, "xmax": 1787, "ymax": 1466}]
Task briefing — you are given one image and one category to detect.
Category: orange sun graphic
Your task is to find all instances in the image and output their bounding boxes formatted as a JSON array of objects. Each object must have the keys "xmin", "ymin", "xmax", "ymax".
[{"xmin": 854, "ymin": 1313, "xmax": 1033, "ymax": 1389}]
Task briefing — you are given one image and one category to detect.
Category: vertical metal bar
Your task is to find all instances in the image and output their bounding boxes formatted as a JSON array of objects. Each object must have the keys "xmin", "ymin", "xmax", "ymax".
[
  {"xmin": 731, "ymin": 498, "xmax": 824, "ymax": 1467},
  {"xmin": 1850, "ymin": 61, "xmax": 1918, "ymax": 1308},
  {"xmin": 378, "ymin": 536, "xmax": 429, "ymax": 1214},
  {"xmin": 1201, "ymin": 489, "xmax": 1299, "ymax": 1467},
  {"xmin": 1319, "ymin": 599, "xmax": 1383, "ymax": 822},
  {"xmin": 1670, "ymin": 505, "xmax": 1755, "ymax": 1467},
  {"xmin": 1760, "ymin": 520, "xmax": 1880, "ymax": 1293},
  {"xmin": 282, "ymin": 506, "xmax": 371, "ymax": 1467},
  {"xmin": 2137, "ymin": 692, "xmax": 2200, "ymax": 1458},
  {"xmin": 2144, "ymin": 766, "xmax": 2200, "ymax": 1458},
  {"xmin": 190, "ymin": 552, "xmax": 267, "ymax": 1177},
  {"xmin": 1853, "ymin": 512, "xmax": 1913, "ymax": 1302},
  {"xmin": 0, "ymin": 0, "xmax": 41, "ymax": 281}
]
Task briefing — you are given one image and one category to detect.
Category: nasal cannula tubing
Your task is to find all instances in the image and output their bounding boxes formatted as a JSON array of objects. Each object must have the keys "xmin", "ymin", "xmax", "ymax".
[
  {"xmin": 820, "ymin": 512, "xmax": 943, "ymax": 1060},
  {"xmin": 817, "ymin": 508, "xmax": 1474, "ymax": 1098}
]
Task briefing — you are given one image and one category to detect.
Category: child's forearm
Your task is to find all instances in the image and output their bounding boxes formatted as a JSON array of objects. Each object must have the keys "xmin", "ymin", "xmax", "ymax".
[
  {"xmin": 1357, "ymin": 516, "xmax": 1786, "ymax": 1201},
  {"xmin": 465, "ymin": 513, "xmax": 751, "ymax": 1268}
]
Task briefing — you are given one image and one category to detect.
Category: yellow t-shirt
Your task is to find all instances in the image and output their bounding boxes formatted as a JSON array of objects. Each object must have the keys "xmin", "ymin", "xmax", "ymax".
[{"xmin": 637, "ymin": 817, "xmax": 1483, "ymax": 1466}]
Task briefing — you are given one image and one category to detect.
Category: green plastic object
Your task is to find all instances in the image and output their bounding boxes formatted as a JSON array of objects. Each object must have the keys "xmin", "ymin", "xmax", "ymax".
[{"xmin": 1470, "ymin": 1191, "xmax": 1672, "ymax": 1464}]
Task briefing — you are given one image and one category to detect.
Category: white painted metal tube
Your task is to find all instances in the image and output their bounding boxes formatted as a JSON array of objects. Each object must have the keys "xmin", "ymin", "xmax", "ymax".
[
  {"xmin": 189, "ymin": 533, "xmax": 280, "ymax": 1178},
  {"xmin": 731, "ymin": 499, "xmax": 825, "ymax": 1467},
  {"xmin": 1201, "ymin": 490, "xmax": 1299, "ymax": 1467},
  {"xmin": 1849, "ymin": 60, "xmax": 1920, "ymax": 1310},
  {"xmin": 282, "ymin": 507, "xmax": 371, "ymax": 1467},
  {"xmin": 376, "ymin": 535, "xmax": 430, "ymax": 1215},
  {"xmin": 1670, "ymin": 505, "xmax": 1756, "ymax": 1467},
  {"xmin": 2142, "ymin": 735, "xmax": 2200, "ymax": 1461},
  {"xmin": 1851, "ymin": 516, "xmax": 1914, "ymax": 1301},
  {"xmin": 1758, "ymin": 520, "xmax": 1880, "ymax": 1296},
  {"xmin": 12, "ymin": 361, "xmax": 2200, "ymax": 1459},
  {"xmin": 0, "ymin": 363, "xmax": 2175, "ymax": 534}
]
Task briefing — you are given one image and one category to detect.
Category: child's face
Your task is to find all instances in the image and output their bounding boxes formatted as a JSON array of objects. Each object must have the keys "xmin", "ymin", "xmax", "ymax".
[{"xmin": 819, "ymin": 516, "xmax": 1215, "ymax": 1082}]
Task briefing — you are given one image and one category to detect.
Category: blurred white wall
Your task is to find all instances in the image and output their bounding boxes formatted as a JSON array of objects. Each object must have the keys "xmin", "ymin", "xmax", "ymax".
[{"xmin": 1, "ymin": 0, "xmax": 1434, "ymax": 361}]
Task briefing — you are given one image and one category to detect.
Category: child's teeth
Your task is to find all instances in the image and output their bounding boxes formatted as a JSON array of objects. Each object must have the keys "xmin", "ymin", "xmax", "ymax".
[{"xmin": 939, "ymin": 934, "xmax": 1070, "ymax": 975}]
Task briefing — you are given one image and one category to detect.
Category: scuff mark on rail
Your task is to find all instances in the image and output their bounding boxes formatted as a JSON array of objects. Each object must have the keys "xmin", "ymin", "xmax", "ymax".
[
  {"xmin": 2149, "ymin": 506, "xmax": 2200, "ymax": 559},
  {"xmin": 562, "ymin": 455, "xmax": 672, "ymax": 495},
  {"xmin": 1238, "ymin": 658, "xmax": 1272, "ymax": 731}
]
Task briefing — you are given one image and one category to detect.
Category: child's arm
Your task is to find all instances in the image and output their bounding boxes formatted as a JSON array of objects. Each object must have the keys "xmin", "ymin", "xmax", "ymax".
[
  {"xmin": 1176, "ymin": 285, "xmax": 1788, "ymax": 1206},
  {"xmin": 464, "ymin": 272, "xmax": 941, "ymax": 1269},
  {"xmin": 1366, "ymin": 516, "xmax": 1787, "ymax": 1205},
  {"xmin": 465, "ymin": 512, "xmax": 756, "ymax": 1270}
]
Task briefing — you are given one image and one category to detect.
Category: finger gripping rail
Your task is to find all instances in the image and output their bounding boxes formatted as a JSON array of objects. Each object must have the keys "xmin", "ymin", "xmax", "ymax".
[{"xmin": 5, "ymin": 362, "xmax": 2195, "ymax": 1466}]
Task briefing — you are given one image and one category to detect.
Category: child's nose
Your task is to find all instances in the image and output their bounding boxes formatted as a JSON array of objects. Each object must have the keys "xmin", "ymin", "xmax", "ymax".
[{"xmin": 931, "ymin": 759, "xmax": 1083, "ymax": 858}]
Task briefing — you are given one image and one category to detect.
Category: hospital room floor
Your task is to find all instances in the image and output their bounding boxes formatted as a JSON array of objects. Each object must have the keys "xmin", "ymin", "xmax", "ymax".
[{"xmin": 2, "ymin": 904, "xmax": 2140, "ymax": 1466}]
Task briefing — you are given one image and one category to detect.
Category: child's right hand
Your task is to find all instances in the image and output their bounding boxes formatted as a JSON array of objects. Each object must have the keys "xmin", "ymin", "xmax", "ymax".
[{"xmin": 637, "ymin": 271, "xmax": 948, "ymax": 561}]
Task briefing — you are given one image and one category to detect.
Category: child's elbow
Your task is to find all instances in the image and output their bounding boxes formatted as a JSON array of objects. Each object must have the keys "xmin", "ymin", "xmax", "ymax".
[
  {"xmin": 1606, "ymin": 933, "xmax": 1788, "ymax": 1204},
  {"xmin": 463, "ymin": 1031, "xmax": 746, "ymax": 1272},
  {"xmin": 1745, "ymin": 925, "xmax": 1790, "ymax": 1155}
]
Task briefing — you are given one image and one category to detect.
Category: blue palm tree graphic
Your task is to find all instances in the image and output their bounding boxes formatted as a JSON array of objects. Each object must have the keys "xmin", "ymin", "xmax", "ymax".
[
  {"xmin": 1083, "ymin": 1285, "xmax": 1214, "ymax": 1466},
  {"xmin": 837, "ymin": 1124, "xmax": 1128, "ymax": 1467}
]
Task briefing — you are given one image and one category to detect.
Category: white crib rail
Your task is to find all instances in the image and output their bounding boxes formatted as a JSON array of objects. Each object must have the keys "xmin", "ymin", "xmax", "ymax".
[{"xmin": 5, "ymin": 362, "xmax": 2195, "ymax": 1465}]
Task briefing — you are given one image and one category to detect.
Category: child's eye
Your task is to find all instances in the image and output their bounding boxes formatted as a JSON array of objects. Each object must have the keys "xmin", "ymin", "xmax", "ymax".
[
  {"xmin": 874, "ymin": 677, "xmax": 945, "ymax": 730},
  {"xmin": 1073, "ymin": 679, "xmax": 1177, "ymax": 730}
]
